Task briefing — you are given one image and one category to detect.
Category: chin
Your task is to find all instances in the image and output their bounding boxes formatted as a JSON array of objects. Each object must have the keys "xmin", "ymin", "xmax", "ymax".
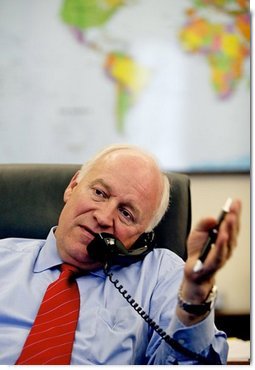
[
  {"xmin": 69, "ymin": 245, "xmax": 102, "ymax": 271},
  {"xmin": 76, "ymin": 258, "xmax": 103, "ymax": 272}
]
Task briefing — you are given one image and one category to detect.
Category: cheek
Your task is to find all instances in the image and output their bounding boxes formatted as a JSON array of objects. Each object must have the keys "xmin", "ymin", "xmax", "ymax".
[
  {"xmin": 58, "ymin": 204, "xmax": 75, "ymax": 229},
  {"xmin": 62, "ymin": 195, "xmax": 91, "ymax": 222}
]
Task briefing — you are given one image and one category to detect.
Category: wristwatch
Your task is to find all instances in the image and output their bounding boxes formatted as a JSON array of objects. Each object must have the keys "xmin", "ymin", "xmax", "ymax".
[{"xmin": 178, "ymin": 285, "xmax": 218, "ymax": 316}]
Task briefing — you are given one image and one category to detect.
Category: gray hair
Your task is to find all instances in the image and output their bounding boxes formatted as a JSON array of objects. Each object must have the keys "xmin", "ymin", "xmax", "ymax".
[{"xmin": 78, "ymin": 144, "xmax": 170, "ymax": 231}]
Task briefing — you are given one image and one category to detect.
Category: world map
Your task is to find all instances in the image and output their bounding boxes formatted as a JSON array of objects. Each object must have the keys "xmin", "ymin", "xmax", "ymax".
[
  {"xmin": 0, "ymin": 0, "xmax": 250, "ymax": 171},
  {"xmin": 60, "ymin": 0, "xmax": 250, "ymax": 132},
  {"xmin": 179, "ymin": 0, "xmax": 250, "ymax": 98}
]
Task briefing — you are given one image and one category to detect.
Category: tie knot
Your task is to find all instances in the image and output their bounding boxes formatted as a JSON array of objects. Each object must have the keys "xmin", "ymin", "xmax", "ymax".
[{"xmin": 61, "ymin": 263, "xmax": 80, "ymax": 275}]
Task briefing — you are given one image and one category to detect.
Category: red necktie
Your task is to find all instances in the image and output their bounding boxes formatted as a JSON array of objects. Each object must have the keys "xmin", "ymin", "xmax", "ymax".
[{"xmin": 15, "ymin": 263, "xmax": 80, "ymax": 365}]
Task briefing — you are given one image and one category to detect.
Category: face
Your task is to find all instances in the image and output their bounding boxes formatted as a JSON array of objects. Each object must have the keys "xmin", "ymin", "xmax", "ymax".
[{"xmin": 55, "ymin": 151, "xmax": 162, "ymax": 270}]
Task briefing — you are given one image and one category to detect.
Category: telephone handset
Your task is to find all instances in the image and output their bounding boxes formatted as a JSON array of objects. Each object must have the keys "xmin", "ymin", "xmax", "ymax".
[
  {"xmin": 86, "ymin": 233, "xmax": 219, "ymax": 365},
  {"xmin": 87, "ymin": 231, "xmax": 155, "ymax": 269}
]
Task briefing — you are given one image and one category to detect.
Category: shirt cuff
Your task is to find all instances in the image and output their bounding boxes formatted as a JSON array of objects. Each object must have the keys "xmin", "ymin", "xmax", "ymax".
[{"xmin": 168, "ymin": 310, "xmax": 215, "ymax": 354}]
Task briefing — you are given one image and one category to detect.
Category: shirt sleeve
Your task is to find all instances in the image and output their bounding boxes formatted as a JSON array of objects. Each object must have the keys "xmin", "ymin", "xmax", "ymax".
[
  {"xmin": 143, "ymin": 249, "xmax": 229, "ymax": 365},
  {"xmin": 148, "ymin": 310, "xmax": 229, "ymax": 364}
]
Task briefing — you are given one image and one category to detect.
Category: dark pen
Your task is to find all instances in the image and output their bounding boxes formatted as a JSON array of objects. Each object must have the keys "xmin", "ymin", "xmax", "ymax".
[{"xmin": 193, "ymin": 198, "xmax": 232, "ymax": 273}]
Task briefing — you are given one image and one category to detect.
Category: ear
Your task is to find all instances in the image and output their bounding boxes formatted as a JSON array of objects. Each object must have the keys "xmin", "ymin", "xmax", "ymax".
[{"xmin": 63, "ymin": 171, "xmax": 81, "ymax": 202}]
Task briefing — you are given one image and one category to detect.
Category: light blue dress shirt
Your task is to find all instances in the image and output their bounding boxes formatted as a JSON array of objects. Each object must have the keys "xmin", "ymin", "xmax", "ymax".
[{"xmin": 0, "ymin": 228, "xmax": 228, "ymax": 364}]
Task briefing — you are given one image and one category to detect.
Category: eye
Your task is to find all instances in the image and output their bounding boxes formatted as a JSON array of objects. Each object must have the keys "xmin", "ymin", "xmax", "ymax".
[
  {"xmin": 92, "ymin": 187, "xmax": 108, "ymax": 200},
  {"xmin": 119, "ymin": 207, "xmax": 135, "ymax": 224}
]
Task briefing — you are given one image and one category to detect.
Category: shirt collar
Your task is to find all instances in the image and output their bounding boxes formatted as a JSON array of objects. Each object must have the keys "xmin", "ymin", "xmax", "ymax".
[
  {"xmin": 34, "ymin": 227, "xmax": 62, "ymax": 272},
  {"xmin": 33, "ymin": 226, "xmax": 107, "ymax": 278}
]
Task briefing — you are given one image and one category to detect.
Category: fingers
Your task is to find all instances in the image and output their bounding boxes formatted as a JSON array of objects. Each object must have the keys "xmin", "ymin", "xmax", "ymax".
[
  {"xmin": 229, "ymin": 199, "xmax": 242, "ymax": 244},
  {"xmin": 190, "ymin": 199, "xmax": 242, "ymax": 279},
  {"xmin": 218, "ymin": 198, "xmax": 241, "ymax": 255}
]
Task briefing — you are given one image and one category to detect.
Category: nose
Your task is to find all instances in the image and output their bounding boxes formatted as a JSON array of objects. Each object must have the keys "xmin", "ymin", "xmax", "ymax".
[{"xmin": 93, "ymin": 204, "xmax": 115, "ymax": 231}]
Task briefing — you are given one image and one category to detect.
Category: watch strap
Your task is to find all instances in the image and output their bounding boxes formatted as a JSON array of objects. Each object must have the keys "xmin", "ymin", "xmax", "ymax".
[{"xmin": 178, "ymin": 285, "xmax": 218, "ymax": 316}]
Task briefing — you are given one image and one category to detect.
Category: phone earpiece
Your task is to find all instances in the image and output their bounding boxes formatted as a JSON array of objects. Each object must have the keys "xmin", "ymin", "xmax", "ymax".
[
  {"xmin": 87, "ymin": 232, "xmax": 155, "ymax": 268},
  {"xmin": 131, "ymin": 231, "xmax": 155, "ymax": 252}
]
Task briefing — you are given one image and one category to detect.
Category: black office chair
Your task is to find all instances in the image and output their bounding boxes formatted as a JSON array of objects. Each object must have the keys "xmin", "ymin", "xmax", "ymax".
[{"xmin": 0, "ymin": 164, "xmax": 191, "ymax": 260}]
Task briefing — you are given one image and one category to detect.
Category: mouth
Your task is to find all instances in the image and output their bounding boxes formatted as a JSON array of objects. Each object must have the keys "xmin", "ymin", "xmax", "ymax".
[{"xmin": 78, "ymin": 225, "xmax": 97, "ymax": 242}]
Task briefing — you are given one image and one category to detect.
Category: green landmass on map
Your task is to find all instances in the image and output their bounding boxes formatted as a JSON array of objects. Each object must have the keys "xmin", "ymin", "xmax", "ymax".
[
  {"xmin": 60, "ymin": 0, "xmax": 151, "ymax": 133},
  {"xmin": 105, "ymin": 52, "xmax": 151, "ymax": 132},
  {"xmin": 60, "ymin": 0, "xmax": 125, "ymax": 29}
]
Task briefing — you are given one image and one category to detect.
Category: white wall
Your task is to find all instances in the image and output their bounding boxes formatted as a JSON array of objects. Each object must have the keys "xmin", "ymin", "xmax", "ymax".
[{"xmin": 190, "ymin": 174, "xmax": 250, "ymax": 314}]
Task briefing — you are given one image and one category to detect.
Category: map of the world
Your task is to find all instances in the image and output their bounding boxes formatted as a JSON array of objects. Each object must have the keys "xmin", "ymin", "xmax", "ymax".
[{"xmin": 0, "ymin": 0, "xmax": 250, "ymax": 172}]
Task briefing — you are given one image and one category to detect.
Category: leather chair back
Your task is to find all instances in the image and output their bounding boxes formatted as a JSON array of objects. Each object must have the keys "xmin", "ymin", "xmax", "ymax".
[{"xmin": 0, "ymin": 164, "xmax": 191, "ymax": 260}]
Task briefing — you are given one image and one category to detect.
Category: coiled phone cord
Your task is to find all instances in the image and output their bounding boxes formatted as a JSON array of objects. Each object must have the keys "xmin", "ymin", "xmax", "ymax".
[{"xmin": 104, "ymin": 267, "xmax": 221, "ymax": 365}]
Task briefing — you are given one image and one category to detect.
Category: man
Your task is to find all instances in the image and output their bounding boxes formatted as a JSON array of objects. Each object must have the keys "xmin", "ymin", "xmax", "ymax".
[{"xmin": 0, "ymin": 144, "xmax": 241, "ymax": 364}]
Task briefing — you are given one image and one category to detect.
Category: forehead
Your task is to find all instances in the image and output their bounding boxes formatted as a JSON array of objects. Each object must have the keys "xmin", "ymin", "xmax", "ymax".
[
  {"xmin": 83, "ymin": 151, "xmax": 162, "ymax": 219},
  {"xmin": 90, "ymin": 150, "xmax": 160, "ymax": 189}
]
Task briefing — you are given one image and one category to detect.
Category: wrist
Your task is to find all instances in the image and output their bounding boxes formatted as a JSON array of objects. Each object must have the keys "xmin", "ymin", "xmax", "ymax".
[
  {"xmin": 178, "ymin": 284, "xmax": 218, "ymax": 316},
  {"xmin": 180, "ymin": 277, "xmax": 216, "ymax": 303}
]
